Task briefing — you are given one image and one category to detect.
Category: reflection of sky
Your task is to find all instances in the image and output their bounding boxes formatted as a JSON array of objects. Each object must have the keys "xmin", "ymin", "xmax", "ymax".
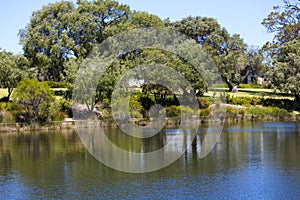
[{"xmin": 223, "ymin": 122, "xmax": 300, "ymax": 134}]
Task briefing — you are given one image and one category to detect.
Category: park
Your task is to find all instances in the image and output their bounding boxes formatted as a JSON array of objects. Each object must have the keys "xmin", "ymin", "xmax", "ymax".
[{"xmin": 0, "ymin": 0, "xmax": 299, "ymax": 199}]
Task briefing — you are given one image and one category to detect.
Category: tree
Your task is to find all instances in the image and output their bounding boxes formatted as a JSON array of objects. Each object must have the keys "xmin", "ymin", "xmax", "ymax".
[
  {"xmin": 170, "ymin": 16, "xmax": 229, "ymax": 56},
  {"xmin": 262, "ymin": 0, "xmax": 299, "ymax": 55},
  {"xmin": 170, "ymin": 17, "xmax": 249, "ymax": 91},
  {"xmin": 215, "ymin": 34, "xmax": 248, "ymax": 91},
  {"xmin": 0, "ymin": 51, "xmax": 24, "ymax": 101},
  {"xmin": 19, "ymin": 0, "xmax": 130, "ymax": 81},
  {"xmin": 263, "ymin": 1, "xmax": 300, "ymax": 109},
  {"xmin": 12, "ymin": 78, "xmax": 54, "ymax": 123},
  {"xmin": 267, "ymin": 39, "xmax": 300, "ymax": 109}
]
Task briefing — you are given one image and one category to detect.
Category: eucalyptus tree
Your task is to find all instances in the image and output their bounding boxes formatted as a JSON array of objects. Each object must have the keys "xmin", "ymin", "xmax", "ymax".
[
  {"xmin": 263, "ymin": 0, "xmax": 300, "ymax": 109},
  {"xmin": 170, "ymin": 16, "xmax": 249, "ymax": 91},
  {"xmin": 19, "ymin": 0, "xmax": 130, "ymax": 81},
  {"xmin": 0, "ymin": 50, "xmax": 26, "ymax": 101}
]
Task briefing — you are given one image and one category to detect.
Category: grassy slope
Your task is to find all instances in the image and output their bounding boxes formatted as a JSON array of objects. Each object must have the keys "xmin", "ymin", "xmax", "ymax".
[{"xmin": 206, "ymin": 88, "xmax": 294, "ymax": 100}]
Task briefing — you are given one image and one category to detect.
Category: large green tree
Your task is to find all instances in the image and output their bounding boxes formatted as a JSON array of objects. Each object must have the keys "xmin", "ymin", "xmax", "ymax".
[
  {"xmin": 267, "ymin": 39, "xmax": 300, "ymax": 109},
  {"xmin": 0, "ymin": 50, "xmax": 26, "ymax": 101},
  {"xmin": 263, "ymin": 0, "xmax": 300, "ymax": 109},
  {"xmin": 262, "ymin": 0, "xmax": 299, "ymax": 55},
  {"xmin": 19, "ymin": 0, "xmax": 130, "ymax": 81},
  {"xmin": 170, "ymin": 16, "xmax": 250, "ymax": 91}
]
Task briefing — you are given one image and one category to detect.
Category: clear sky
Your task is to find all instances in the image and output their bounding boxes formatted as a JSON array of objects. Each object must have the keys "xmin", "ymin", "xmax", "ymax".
[{"xmin": 0, "ymin": 0, "xmax": 283, "ymax": 54}]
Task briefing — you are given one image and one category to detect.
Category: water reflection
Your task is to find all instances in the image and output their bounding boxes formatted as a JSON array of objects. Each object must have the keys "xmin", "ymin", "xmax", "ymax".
[{"xmin": 0, "ymin": 122, "xmax": 299, "ymax": 199}]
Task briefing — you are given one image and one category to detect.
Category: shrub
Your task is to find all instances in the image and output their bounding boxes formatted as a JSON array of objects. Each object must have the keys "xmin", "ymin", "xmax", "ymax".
[
  {"xmin": 166, "ymin": 105, "xmax": 180, "ymax": 117},
  {"xmin": 0, "ymin": 102, "xmax": 20, "ymax": 112},
  {"xmin": 165, "ymin": 105, "xmax": 195, "ymax": 117},
  {"xmin": 199, "ymin": 107, "xmax": 211, "ymax": 116},
  {"xmin": 246, "ymin": 106, "xmax": 288, "ymax": 115},
  {"xmin": 198, "ymin": 97, "xmax": 212, "ymax": 109},
  {"xmin": 226, "ymin": 95, "xmax": 260, "ymax": 106},
  {"xmin": 57, "ymin": 99, "xmax": 72, "ymax": 117},
  {"xmin": 51, "ymin": 112, "xmax": 65, "ymax": 121},
  {"xmin": 12, "ymin": 78, "xmax": 54, "ymax": 123}
]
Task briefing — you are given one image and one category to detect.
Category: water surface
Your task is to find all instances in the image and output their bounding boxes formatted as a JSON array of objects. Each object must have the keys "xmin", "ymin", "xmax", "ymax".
[{"xmin": 0, "ymin": 121, "xmax": 300, "ymax": 199}]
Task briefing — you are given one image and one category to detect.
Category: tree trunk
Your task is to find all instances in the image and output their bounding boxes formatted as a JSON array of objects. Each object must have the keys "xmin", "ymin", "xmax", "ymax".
[
  {"xmin": 294, "ymin": 94, "xmax": 300, "ymax": 111},
  {"xmin": 224, "ymin": 78, "xmax": 234, "ymax": 92},
  {"xmin": 7, "ymin": 88, "xmax": 13, "ymax": 101}
]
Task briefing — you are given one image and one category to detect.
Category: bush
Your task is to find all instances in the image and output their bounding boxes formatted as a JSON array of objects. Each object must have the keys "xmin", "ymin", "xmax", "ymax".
[
  {"xmin": 246, "ymin": 106, "xmax": 288, "ymax": 115},
  {"xmin": 198, "ymin": 97, "xmax": 212, "ymax": 109},
  {"xmin": 57, "ymin": 99, "xmax": 72, "ymax": 117},
  {"xmin": 165, "ymin": 105, "xmax": 180, "ymax": 117},
  {"xmin": 51, "ymin": 112, "xmax": 65, "ymax": 121},
  {"xmin": 226, "ymin": 95, "xmax": 260, "ymax": 107},
  {"xmin": 199, "ymin": 107, "xmax": 211, "ymax": 116},
  {"xmin": 0, "ymin": 102, "xmax": 19, "ymax": 111},
  {"xmin": 12, "ymin": 78, "xmax": 54, "ymax": 123},
  {"xmin": 260, "ymin": 98, "xmax": 294, "ymax": 111},
  {"xmin": 165, "ymin": 105, "xmax": 195, "ymax": 117}
]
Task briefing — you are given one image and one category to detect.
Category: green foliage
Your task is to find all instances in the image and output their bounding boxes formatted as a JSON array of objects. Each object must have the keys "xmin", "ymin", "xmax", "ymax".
[
  {"xmin": 129, "ymin": 94, "xmax": 143, "ymax": 118},
  {"xmin": 170, "ymin": 16, "xmax": 265, "ymax": 91},
  {"xmin": 267, "ymin": 39, "xmax": 300, "ymax": 109},
  {"xmin": 0, "ymin": 102, "xmax": 19, "ymax": 111},
  {"xmin": 19, "ymin": 0, "xmax": 131, "ymax": 81},
  {"xmin": 199, "ymin": 107, "xmax": 212, "ymax": 116},
  {"xmin": 238, "ymin": 84, "xmax": 266, "ymax": 89},
  {"xmin": 165, "ymin": 105, "xmax": 195, "ymax": 117},
  {"xmin": 56, "ymin": 98, "xmax": 72, "ymax": 117},
  {"xmin": 165, "ymin": 105, "xmax": 180, "ymax": 117},
  {"xmin": 226, "ymin": 95, "xmax": 260, "ymax": 107},
  {"xmin": 247, "ymin": 106, "xmax": 288, "ymax": 115},
  {"xmin": 260, "ymin": 98, "xmax": 294, "ymax": 111},
  {"xmin": 262, "ymin": 0, "xmax": 299, "ymax": 48},
  {"xmin": 211, "ymin": 84, "xmax": 229, "ymax": 88},
  {"xmin": 198, "ymin": 97, "xmax": 212, "ymax": 109},
  {"xmin": 12, "ymin": 78, "xmax": 54, "ymax": 123},
  {"xmin": 0, "ymin": 51, "xmax": 25, "ymax": 101},
  {"xmin": 226, "ymin": 94, "xmax": 294, "ymax": 110}
]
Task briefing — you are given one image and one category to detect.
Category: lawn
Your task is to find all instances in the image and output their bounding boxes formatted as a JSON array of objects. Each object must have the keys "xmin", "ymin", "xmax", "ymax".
[
  {"xmin": 206, "ymin": 88, "xmax": 294, "ymax": 100},
  {"xmin": 0, "ymin": 89, "xmax": 8, "ymax": 99}
]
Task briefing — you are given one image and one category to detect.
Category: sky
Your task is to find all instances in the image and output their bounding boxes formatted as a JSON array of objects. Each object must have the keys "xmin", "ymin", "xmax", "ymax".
[{"xmin": 0, "ymin": 0, "xmax": 283, "ymax": 54}]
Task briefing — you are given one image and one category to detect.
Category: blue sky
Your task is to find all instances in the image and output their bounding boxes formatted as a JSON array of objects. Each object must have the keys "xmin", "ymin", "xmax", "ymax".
[{"xmin": 0, "ymin": 0, "xmax": 283, "ymax": 54}]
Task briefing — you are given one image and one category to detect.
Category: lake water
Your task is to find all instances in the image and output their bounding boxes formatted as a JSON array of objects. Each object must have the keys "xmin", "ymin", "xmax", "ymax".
[{"xmin": 0, "ymin": 121, "xmax": 300, "ymax": 199}]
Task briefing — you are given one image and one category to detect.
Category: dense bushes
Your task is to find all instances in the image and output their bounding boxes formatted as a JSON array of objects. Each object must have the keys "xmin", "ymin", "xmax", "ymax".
[
  {"xmin": 12, "ymin": 79, "xmax": 54, "ymax": 123},
  {"xmin": 226, "ymin": 95, "xmax": 260, "ymax": 107},
  {"xmin": 211, "ymin": 83, "xmax": 267, "ymax": 89},
  {"xmin": 226, "ymin": 95, "xmax": 294, "ymax": 110}
]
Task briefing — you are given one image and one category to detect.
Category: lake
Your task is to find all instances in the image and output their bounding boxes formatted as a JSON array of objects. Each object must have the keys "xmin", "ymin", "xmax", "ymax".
[{"xmin": 0, "ymin": 121, "xmax": 300, "ymax": 199}]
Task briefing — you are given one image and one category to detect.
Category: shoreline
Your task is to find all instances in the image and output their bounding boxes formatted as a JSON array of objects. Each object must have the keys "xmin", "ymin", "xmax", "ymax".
[{"xmin": 1, "ymin": 113, "xmax": 300, "ymax": 132}]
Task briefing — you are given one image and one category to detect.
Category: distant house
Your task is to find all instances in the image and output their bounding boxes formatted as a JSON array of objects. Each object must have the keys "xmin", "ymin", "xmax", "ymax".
[
  {"xmin": 243, "ymin": 71, "xmax": 257, "ymax": 84},
  {"xmin": 243, "ymin": 72, "xmax": 267, "ymax": 85}
]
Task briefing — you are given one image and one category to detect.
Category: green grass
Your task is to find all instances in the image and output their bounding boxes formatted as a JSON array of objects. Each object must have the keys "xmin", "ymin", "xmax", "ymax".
[
  {"xmin": 0, "ymin": 89, "xmax": 8, "ymax": 99},
  {"xmin": 207, "ymin": 88, "xmax": 294, "ymax": 100}
]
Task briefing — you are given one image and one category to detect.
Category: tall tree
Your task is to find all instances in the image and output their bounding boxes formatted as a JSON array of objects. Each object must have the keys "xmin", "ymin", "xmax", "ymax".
[
  {"xmin": 262, "ymin": 0, "xmax": 299, "ymax": 55},
  {"xmin": 263, "ymin": 0, "xmax": 300, "ymax": 109},
  {"xmin": 0, "ymin": 50, "xmax": 25, "ymax": 101},
  {"xmin": 170, "ymin": 16, "xmax": 249, "ymax": 91},
  {"xmin": 267, "ymin": 39, "xmax": 300, "ymax": 109},
  {"xmin": 19, "ymin": 0, "xmax": 130, "ymax": 81}
]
